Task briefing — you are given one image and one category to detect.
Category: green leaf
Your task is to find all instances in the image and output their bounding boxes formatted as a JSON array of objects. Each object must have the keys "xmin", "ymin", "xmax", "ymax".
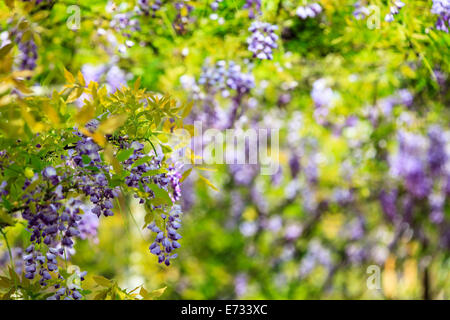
[
  {"xmin": 4, "ymin": 0, "xmax": 14, "ymax": 10},
  {"xmin": 0, "ymin": 210, "xmax": 15, "ymax": 227},
  {"xmin": 134, "ymin": 77, "xmax": 141, "ymax": 91},
  {"xmin": 130, "ymin": 156, "xmax": 153, "ymax": 169},
  {"xmin": 85, "ymin": 165, "xmax": 100, "ymax": 172},
  {"xmin": 30, "ymin": 155, "xmax": 44, "ymax": 171},
  {"xmin": 143, "ymin": 212, "xmax": 154, "ymax": 229},
  {"xmin": 82, "ymin": 155, "xmax": 91, "ymax": 164},
  {"xmin": 116, "ymin": 149, "xmax": 134, "ymax": 162},
  {"xmin": 0, "ymin": 276, "xmax": 11, "ymax": 289},
  {"xmin": 98, "ymin": 114, "xmax": 128, "ymax": 135},
  {"xmin": 8, "ymin": 266, "xmax": 19, "ymax": 285},
  {"xmin": 140, "ymin": 286, "xmax": 167, "ymax": 300},
  {"xmin": 198, "ymin": 175, "xmax": 218, "ymax": 191},
  {"xmin": 0, "ymin": 43, "xmax": 14, "ymax": 59},
  {"xmin": 181, "ymin": 101, "xmax": 194, "ymax": 119},
  {"xmin": 149, "ymin": 286, "xmax": 167, "ymax": 299},
  {"xmin": 180, "ymin": 168, "xmax": 192, "ymax": 183},
  {"xmin": 93, "ymin": 289, "xmax": 109, "ymax": 300},
  {"xmin": 141, "ymin": 168, "xmax": 167, "ymax": 177},
  {"xmin": 147, "ymin": 184, "xmax": 172, "ymax": 205},
  {"xmin": 93, "ymin": 275, "xmax": 113, "ymax": 287},
  {"xmin": 63, "ymin": 68, "xmax": 75, "ymax": 84},
  {"xmin": 4, "ymin": 164, "xmax": 22, "ymax": 178}
]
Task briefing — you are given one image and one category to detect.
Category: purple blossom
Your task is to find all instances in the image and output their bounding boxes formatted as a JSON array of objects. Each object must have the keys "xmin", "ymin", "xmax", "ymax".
[
  {"xmin": 431, "ymin": 0, "xmax": 450, "ymax": 32},
  {"xmin": 296, "ymin": 3, "xmax": 322, "ymax": 19},
  {"xmin": 385, "ymin": 0, "xmax": 405, "ymax": 22},
  {"xmin": 427, "ymin": 125, "xmax": 447, "ymax": 176},
  {"xmin": 389, "ymin": 131, "xmax": 432, "ymax": 198},
  {"xmin": 247, "ymin": 21, "xmax": 278, "ymax": 60},
  {"xmin": 311, "ymin": 78, "xmax": 336, "ymax": 125},
  {"xmin": 78, "ymin": 206, "xmax": 100, "ymax": 242},
  {"xmin": 138, "ymin": 0, "xmax": 162, "ymax": 17},
  {"xmin": 13, "ymin": 30, "xmax": 37, "ymax": 71},
  {"xmin": 380, "ymin": 189, "xmax": 398, "ymax": 222},
  {"xmin": 243, "ymin": 0, "xmax": 261, "ymax": 19},
  {"xmin": 234, "ymin": 274, "xmax": 248, "ymax": 297},
  {"xmin": 353, "ymin": 1, "xmax": 371, "ymax": 20},
  {"xmin": 148, "ymin": 205, "xmax": 183, "ymax": 265}
]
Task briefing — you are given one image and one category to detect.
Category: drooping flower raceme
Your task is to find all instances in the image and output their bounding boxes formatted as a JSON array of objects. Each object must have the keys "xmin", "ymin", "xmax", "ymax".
[
  {"xmin": 148, "ymin": 205, "xmax": 182, "ymax": 266},
  {"xmin": 226, "ymin": 61, "xmax": 255, "ymax": 96},
  {"xmin": 381, "ymin": 126, "xmax": 449, "ymax": 248},
  {"xmin": 431, "ymin": 0, "xmax": 450, "ymax": 32},
  {"xmin": 10, "ymin": 27, "xmax": 38, "ymax": 71},
  {"xmin": 353, "ymin": 1, "xmax": 371, "ymax": 20},
  {"xmin": 137, "ymin": 0, "xmax": 162, "ymax": 17},
  {"xmin": 1, "ymin": 115, "xmax": 186, "ymax": 299},
  {"xmin": 389, "ymin": 131, "xmax": 432, "ymax": 199},
  {"xmin": 385, "ymin": 0, "xmax": 405, "ymax": 22},
  {"xmin": 243, "ymin": 0, "xmax": 262, "ymax": 19},
  {"xmin": 296, "ymin": 3, "xmax": 322, "ymax": 19},
  {"xmin": 79, "ymin": 62, "xmax": 128, "ymax": 97},
  {"xmin": 310, "ymin": 78, "xmax": 337, "ymax": 126},
  {"xmin": 247, "ymin": 21, "xmax": 278, "ymax": 60}
]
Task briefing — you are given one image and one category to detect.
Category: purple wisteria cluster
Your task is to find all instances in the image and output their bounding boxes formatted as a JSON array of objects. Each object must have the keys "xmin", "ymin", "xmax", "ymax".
[
  {"xmin": 104, "ymin": 1, "xmax": 146, "ymax": 53},
  {"xmin": 198, "ymin": 60, "xmax": 227, "ymax": 93},
  {"xmin": 180, "ymin": 59, "xmax": 255, "ymax": 131},
  {"xmin": 385, "ymin": 0, "xmax": 405, "ymax": 22},
  {"xmin": 296, "ymin": 3, "xmax": 323, "ymax": 19},
  {"xmin": 46, "ymin": 268, "xmax": 87, "ymax": 300},
  {"xmin": 211, "ymin": 0, "xmax": 223, "ymax": 12},
  {"xmin": 137, "ymin": 0, "xmax": 163, "ymax": 17},
  {"xmin": 225, "ymin": 61, "xmax": 255, "ymax": 96},
  {"xmin": 310, "ymin": 78, "xmax": 337, "ymax": 126},
  {"xmin": 70, "ymin": 124, "xmax": 120, "ymax": 218},
  {"xmin": 389, "ymin": 131, "xmax": 432, "ymax": 198},
  {"xmin": 110, "ymin": 11, "xmax": 140, "ymax": 38},
  {"xmin": 431, "ymin": 0, "xmax": 450, "ymax": 32},
  {"xmin": 365, "ymin": 89, "xmax": 413, "ymax": 126},
  {"xmin": 109, "ymin": 134, "xmax": 184, "ymax": 265},
  {"xmin": 382, "ymin": 126, "xmax": 450, "ymax": 247},
  {"xmin": 120, "ymin": 140, "xmax": 182, "ymax": 204},
  {"xmin": 12, "ymin": 29, "xmax": 38, "ymax": 71},
  {"xmin": 0, "ymin": 118, "xmax": 185, "ymax": 298},
  {"xmin": 148, "ymin": 205, "xmax": 182, "ymax": 266},
  {"xmin": 77, "ymin": 206, "xmax": 100, "ymax": 242},
  {"xmin": 78, "ymin": 62, "xmax": 128, "ymax": 98},
  {"xmin": 198, "ymin": 60, "xmax": 255, "ymax": 97},
  {"xmin": 243, "ymin": 0, "xmax": 262, "ymax": 19},
  {"xmin": 247, "ymin": 21, "xmax": 278, "ymax": 60},
  {"xmin": 20, "ymin": 166, "xmax": 88, "ymax": 299},
  {"xmin": 352, "ymin": 1, "xmax": 371, "ymax": 20},
  {"xmin": 299, "ymin": 241, "xmax": 332, "ymax": 278}
]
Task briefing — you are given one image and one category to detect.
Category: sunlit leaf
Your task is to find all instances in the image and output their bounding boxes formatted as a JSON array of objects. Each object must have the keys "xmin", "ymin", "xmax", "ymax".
[{"xmin": 98, "ymin": 114, "xmax": 127, "ymax": 135}]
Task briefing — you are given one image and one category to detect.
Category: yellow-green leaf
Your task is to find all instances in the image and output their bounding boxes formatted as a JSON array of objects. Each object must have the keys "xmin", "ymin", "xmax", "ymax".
[
  {"xmin": 64, "ymin": 68, "xmax": 75, "ymax": 84},
  {"xmin": 199, "ymin": 175, "xmax": 218, "ymax": 191},
  {"xmin": 0, "ymin": 209, "xmax": 15, "ymax": 227},
  {"xmin": 0, "ymin": 43, "xmax": 14, "ymax": 59},
  {"xmin": 77, "ymin": 71, "xmax": 86, "ymax": 87},
  {"xmin": 93, "ymin": 275, "xmax": 113, "ymax": 287},
  {"xmin": 98, "ymin": 114, "xmax": 127, "ymax": 135}
]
